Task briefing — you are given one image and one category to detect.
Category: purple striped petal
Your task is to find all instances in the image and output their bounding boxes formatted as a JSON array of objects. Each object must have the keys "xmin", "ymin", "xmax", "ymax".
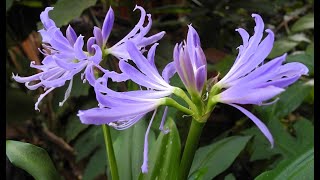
[
  {"xmin": 93, "ymin": 27, "xmax": 103, "ymax": 48},
  {"xmin": 66, "ymin": 25, "xmax": 77, "ymax": 45},
  {"xmin": 195, "ymin": 65, "xmax": 207, "ymax": 92},
  {"xmin": 219, "ymin": 85, "xmax": 284, "ymax": 105},
  {"xmin": 102, "ymin": 7, "xmax": 114, "ymax": 43}
]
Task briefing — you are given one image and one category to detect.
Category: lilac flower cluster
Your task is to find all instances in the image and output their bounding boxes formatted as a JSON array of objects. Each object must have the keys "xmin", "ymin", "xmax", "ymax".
[
  {"xmin": 208, "ymin": 14, "xmax": 308, "ymax": 147},
  {"xmin": 13, "ymin": 6, "xmax": 164, "ymax": 110},
  {"xmin": 13, "ymin": 6, "xmax": 308, "ymax": 174}
]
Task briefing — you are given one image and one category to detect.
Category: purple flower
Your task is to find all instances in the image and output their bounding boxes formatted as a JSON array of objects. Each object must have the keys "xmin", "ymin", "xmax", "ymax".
[
  {"xmin": 173, "ymin": 25, "xmax": 207, "ymax": 98},
  {"xmin": 90, "ymin": 5, "xmax": 165, "ymax": 60},
  {"xmin": 12, "ymin": 7, "xmax": 103, "ymax": 110},
  {"xmin": 78, "ymin": 41, "xmax": 176, "ymax": 173},
  {"xmin": 210, "ymin": 14, "xmax": 308, "ymax": 147}
]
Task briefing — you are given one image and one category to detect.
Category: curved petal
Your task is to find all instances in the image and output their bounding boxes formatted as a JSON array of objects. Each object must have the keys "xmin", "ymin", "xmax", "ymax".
[
  {"xmin": 162, "ymin": 61, "xmax": 176, "ymax": 83},
  {"xmin": 40, "ymin": 7, "xmax": 56, "ymax": 29},
  {"xmin": 228, "ymin": 103, "xmax": 274, "ymax": 148},
  {"xmin": 89, "ymin": 44, "xmax": 103, "ymax": 64},
  {"xmin": 74, "ymin": 35, "xmax": 87, "ymax": 60}
]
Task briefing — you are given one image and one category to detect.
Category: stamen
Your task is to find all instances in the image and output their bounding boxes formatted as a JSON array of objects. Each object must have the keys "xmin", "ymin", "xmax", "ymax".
[
  {"xmin": 35, "ymin": 87, "xmax": 55, "ymax": 111},
  {"xmin": 159, "ymin": 106, "xmax": 170, "ymax": 134},
  {"xmin": 259, "ymin": 97, "xmax": 279, "ymax": 106},
  {"xmin": 141, "ymin": 109, "xmax": 158, "ymax": 173},
  {"xmin": 59, "ymin": 78, "xmax": 74, "ymax": 107}
]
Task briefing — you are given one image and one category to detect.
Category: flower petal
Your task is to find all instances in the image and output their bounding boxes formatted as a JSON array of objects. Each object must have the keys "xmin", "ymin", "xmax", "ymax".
[
  {"xmin": 228, "ymin": 103, "xmax": 274, "ymax": 148},
  {"xmin": 219, "ymin": 85, "xmax": 284, "ymax": 105},
  {"xmin": 40, "ymin": 7, "xmax": 56, "ymax": 29},
  {"xmin": 102, "ymin": 7, "xmax": 114, "ymax": 43},
  {"xmin": 66, "ymin": 25, "xmax": 77, "ymax": 45},
  {"xmin": 142, "ymin": 109, "xmax": 158, "ymax": 173},
  {"xmin": 78, "ymin": 102, "xmax": 158, "ymax": 125},
  {"xmin": 162, "ymin": 62, "xmax": 176, "ymax": 83}
]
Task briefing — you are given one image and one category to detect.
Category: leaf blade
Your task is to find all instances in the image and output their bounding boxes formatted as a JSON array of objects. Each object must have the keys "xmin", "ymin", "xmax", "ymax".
[{"xmin": 6, "ymin": 140, "xmax": 61, "ymax": 180}]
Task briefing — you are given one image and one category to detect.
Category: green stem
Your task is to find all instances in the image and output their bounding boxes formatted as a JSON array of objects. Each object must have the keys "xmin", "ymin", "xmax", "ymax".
[
  {"xmin": 102, "ymin": 125, "xmax": 119, "ymax": 180},
  {"xmin": 179, "ymin": 119, "xmax": 205, "ymax": 180},
  {"xmin": 162, "ymin": 97, "xmax": 193, "ymax": 115},
  {"xmin": 173, "ymin": 88, "xmax": 197, "ymax": 111}
]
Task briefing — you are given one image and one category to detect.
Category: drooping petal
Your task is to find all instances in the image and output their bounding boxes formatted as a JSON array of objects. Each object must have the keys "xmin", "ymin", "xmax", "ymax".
[
  {"xmin": 59, "ymin": 78, "xmax": 73, "ymax": 106},
  {"xmin": 228, "ymin": 103, "xmax": 274, "ymax": 147},
  {"xmin": 40, "ymin": 7, "xmax": 56, "ymax": 29},
  {"xmin": 35, "ymin": 87, "xmax": 55, "ymax": 111}
]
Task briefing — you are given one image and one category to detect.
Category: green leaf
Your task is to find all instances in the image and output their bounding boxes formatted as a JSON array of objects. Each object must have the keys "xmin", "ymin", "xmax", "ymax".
[
  {"xmin": 291, "ymin": 13, "xmax": 314, "ymax": 32},
  {"xmin": 74, "ymin": 126, "xmax": 104, "ymax": 162},
  {"xmin": 83, "ymin": 148, "xmax": 107, "ymax": 180},
  {"xmin": 255, "ymin": 146, "xmax": 314, "ymax": 180},
  {"xmin": 6, "ymin": 140, "xmax": 61, "ymax": 180},
  {"xmin": 6, "ymin": 0, "xmax": 14, "ymax": 12},
  {"xmin": 268, "ymin": 40, "xmax": 298, "ymax": 59},
  {"xmin": 189, "ymin": 136, "xmax": 251, "ymax": 180},
  {"xmin": 64, "ymin": 115, "xmax": 88, "ymax": 143},
  {"xmin": 255, "ymin": 81, "xmax": 312, "ymax": 120},
  {"xmin": 113, "ymin": 119, "xmax": 155, "ymax": 180},
  {"xmin": 49, "ymin": 0, "xmax": 98, "ymax": 27},
  {"xmin": 246, "ymin": 117, "xmax": 314, "ymax": 161},
  {"xmin": 139, "ymin": 117, "xmax": 181, "ymax": 180},
  {"xmin": 287, "ymin": 33, "xmax": 311, "ymax": 43}
]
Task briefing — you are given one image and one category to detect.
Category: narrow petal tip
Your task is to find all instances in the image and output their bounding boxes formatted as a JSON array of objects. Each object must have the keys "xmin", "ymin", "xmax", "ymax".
[{"xmin": 141, "ymin": 163, "xmax": 148, "ymax": 173}]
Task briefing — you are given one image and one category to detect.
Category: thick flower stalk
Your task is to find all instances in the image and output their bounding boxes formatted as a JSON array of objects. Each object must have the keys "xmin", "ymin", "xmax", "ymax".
[
  {"xmin": 208, "ymin": 14, "xmax": 308, "ymax": 147},
  {"xmin": 78, "ymin": 41, "xmax": 192, "ymax": 173}
]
